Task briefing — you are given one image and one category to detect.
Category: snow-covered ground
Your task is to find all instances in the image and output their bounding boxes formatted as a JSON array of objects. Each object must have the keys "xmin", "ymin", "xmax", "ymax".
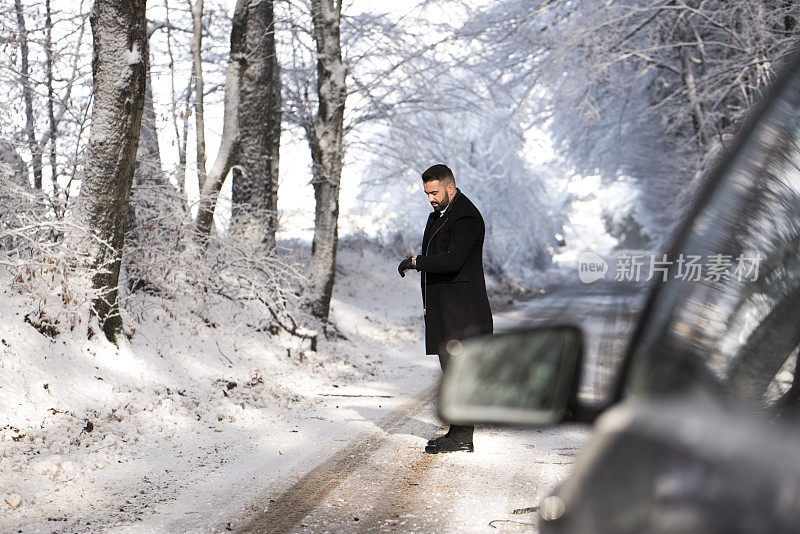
[
  {"xmin": 1, "ymin": 244, "xmax": 441, "ymax": 532},
  {"xmin": 2, "ymin": 241, "xmax": 643, "ymax": 533}
]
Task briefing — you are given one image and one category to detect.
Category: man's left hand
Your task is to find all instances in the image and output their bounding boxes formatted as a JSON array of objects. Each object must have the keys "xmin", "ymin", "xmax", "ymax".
[{"xmin": 398, "ymin": 257, "xmax": 414, "ymax": 277}]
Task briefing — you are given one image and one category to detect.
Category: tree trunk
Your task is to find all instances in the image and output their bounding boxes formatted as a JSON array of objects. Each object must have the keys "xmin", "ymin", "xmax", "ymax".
[
  {"xmin": 127, "ymin": 47, "xmax": 164, "ymax": 252},
  {"xmin": 306, "ymin": 0, "xmax": 346, "ymax": 321},
  {"xmin": 190, "ymin": 0, "xmax": 207, "ymax": 191},
  {"xmin": 178, "ymin": 77, "xmax": 192, "ymax": 194},
  {"xmin": 14, "ymin": 0, "xmax": 43, "ymax": 190},
  {"xmin": 194, "ymin": 0, "xmax": 246, "ymax": 241},
  {"xmin": 231, "ymin": 0, "xmax": 281, "ymax": 249},
  {"xmin": 165, "ymin": 0, "xmax": 189, "ymax": 194},
  {"xmin": 70, "ymin": 0, "xmax": 147, "ymax": 342},
  {"xmin": 45, "ymin": 0, "xmax": 58, "ymax": 198},
  {"xmin": 679, "ymin": 27, "xmax": 707, "ymax": 161},
  {"xmin": 134, "ymin": 53, "xmax": 164, "ymax": 188},
  {"xmin": 0, "ymin": 140, "xmax": 28, "ymax": 251}
]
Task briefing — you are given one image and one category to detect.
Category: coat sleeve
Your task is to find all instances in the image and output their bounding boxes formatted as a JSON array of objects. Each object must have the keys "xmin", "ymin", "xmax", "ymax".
[{"xmin": 416, "ymin": 214, "xmax": 479, "ymax": 274}]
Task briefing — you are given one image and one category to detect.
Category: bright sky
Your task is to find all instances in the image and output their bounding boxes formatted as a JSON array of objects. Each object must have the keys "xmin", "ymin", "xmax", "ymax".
[
  {"xmin": 13, "ymin": 0, "xmax": 609, "ymax": 253},
  {"xmin": 147, "ymin": 0, "xmax": 602, "ymax": 251},
  {"xmin": 146, "ymin": 0, "xmax": 487, "ymax": 241}
]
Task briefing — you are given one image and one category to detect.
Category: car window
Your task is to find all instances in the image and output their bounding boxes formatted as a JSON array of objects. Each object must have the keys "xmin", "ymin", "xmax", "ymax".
[{"xmin": 622, "ymin": 54, "xmax": 800, "ymax": 407}]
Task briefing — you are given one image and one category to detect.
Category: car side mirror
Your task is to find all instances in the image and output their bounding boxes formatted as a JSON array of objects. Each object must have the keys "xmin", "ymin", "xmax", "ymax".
[{"xmin": 439, "ymin": 325, "xmax": 585, "ymax": 426}]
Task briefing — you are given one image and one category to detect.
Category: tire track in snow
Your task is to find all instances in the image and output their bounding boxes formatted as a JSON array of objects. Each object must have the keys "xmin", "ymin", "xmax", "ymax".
[
  {"xmin": 241, "ymin": 290, "xmax": 642, "ymax": 533},
  {"xmin": 240, "ymin": 385, "xmax": 438, "ymax": 533}
]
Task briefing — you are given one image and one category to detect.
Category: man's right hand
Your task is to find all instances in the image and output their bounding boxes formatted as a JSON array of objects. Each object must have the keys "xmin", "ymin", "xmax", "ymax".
[{"xmin": 398, "ymin": 257, "xmax": 414, "ymax": 277}]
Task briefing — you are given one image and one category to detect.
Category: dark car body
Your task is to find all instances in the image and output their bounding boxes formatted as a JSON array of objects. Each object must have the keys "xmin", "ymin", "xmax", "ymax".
[{"xmin": 441, "ymin": 51, "xmax": 800, "ymax": 534}]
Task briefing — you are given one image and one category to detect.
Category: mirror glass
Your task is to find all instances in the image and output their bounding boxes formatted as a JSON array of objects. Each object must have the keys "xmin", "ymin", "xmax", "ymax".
[{"xmin": 439, "ymin": 325, "xmax": 583, "ymax": 426}]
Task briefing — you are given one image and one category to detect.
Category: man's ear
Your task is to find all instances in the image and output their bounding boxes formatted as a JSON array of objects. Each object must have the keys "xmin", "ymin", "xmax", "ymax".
[{"xmin": 448, "ymin": 182, "xmax": 456, "ymax": 196}]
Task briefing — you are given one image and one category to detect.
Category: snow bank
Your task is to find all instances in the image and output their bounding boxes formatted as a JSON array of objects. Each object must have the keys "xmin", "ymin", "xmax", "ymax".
[{"xmin": 1, "ymin": 244, "xmax": 436, "ymax": 532}]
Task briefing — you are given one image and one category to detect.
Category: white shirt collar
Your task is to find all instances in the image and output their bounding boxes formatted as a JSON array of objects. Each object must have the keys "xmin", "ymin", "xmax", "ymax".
[{"xmin": 437, "ymin": 191, "xmax": 457, "ymax": 217}]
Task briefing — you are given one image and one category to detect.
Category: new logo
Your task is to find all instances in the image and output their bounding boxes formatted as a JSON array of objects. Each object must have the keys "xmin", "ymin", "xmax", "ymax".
[{"xmin": 578, "ymin": 251, "xmax": 608, "ymax": 283}]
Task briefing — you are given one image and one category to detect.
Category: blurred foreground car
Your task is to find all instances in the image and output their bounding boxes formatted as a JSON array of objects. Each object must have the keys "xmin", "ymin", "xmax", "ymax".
[{"xmin": 440, "ymin": 51, "xmax": 800, "ymax": 534}]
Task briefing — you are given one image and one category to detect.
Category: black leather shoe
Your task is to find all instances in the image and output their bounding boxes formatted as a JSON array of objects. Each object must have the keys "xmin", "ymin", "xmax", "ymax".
[
  {"xmin": 424, "ymin": 435, "xmax": 474, "ymax": 453},
  {"xmin": 427, "ymin": 433, "xmax": 449, "ymax": 446}
]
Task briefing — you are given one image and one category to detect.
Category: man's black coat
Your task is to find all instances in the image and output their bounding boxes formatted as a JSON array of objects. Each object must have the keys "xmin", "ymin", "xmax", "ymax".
[{"xmin": 416, "ymin": 189, "xmax": 493, "ymax": 355}]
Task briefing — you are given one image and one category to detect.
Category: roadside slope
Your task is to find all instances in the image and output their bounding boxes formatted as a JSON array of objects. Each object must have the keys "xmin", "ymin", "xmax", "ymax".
[{"xmin": 1, "ymin": 244, "xmax": 438, "ymax": 533}]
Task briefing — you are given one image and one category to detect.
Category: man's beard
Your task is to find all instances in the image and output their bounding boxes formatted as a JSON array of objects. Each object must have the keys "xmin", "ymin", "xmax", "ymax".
[{"xmin": 432, "ymin": 190, "xmax": 451, "ymax": 212}]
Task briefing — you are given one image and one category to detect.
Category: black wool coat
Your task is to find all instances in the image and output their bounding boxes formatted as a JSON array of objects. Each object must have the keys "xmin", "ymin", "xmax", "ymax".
[{"xmin": 416, "ymin": 189, "xmax": 493, "ymax": 355}]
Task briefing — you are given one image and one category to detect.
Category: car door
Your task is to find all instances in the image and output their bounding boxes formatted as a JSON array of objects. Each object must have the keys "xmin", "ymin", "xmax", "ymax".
[{"xmin": 541, "ymin": 49, "xmax": 800, "ymax": 534}]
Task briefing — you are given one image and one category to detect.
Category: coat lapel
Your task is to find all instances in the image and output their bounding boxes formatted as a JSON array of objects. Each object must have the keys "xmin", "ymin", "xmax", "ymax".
[
  {"xmin": 422, "ymin": 211, "xmax": 438, "ymax": 252},
  {"xmin": 422, "ymin": 190, "xmax": 462, "ymax": 252}
]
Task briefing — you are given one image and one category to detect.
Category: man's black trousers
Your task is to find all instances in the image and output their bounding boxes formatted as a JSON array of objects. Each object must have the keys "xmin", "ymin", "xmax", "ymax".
[{"xmin": 439, "ymin": 350, "xmax": 474, "ymax": 442}]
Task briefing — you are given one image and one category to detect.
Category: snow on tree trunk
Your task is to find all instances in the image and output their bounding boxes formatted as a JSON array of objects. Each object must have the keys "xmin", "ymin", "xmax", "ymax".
[
  {"xmin": 194, "ymin": 0, "xmax": 246, "ymax": 241},
  {"xmin": 190, "ymin": 0, "xmax": 207, "ymax": 191},
  {"xmin": 306, "ymin": 0, "xmax": 346, "ymax": 322},
  {"xmin": 45, "ymin": 0, "xmax": 58, "ymax": 196},
  {"xmin": 134, "ymin": 55, "xmax": 164, "ymax": 188},
  {"xmin": 231, "ymin": 0, "xmax": 281, "ymax": 249},
  {"xmin": 126, "ymin": 49, "xmax": 166, "ymax": 291},
  {"xmin": 14, "ymin": 0, "xmax": 43, "ymax": 190},
  {"xmin": 69, "ymin": 0, "xmax": 148, "ymax": 342},
  {"xmin": 164, "ymin": 0, "xmax": 189, "ymax": 195}
]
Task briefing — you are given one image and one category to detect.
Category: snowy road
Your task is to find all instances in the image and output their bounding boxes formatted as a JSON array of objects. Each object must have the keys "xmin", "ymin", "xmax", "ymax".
[
  {"xmin": 1, "ymin": 249, "xmax": 646, "ymax": 533},
  {"xmin": 239, "ymin": 288, "xmax": 644, "ymax": 533}
]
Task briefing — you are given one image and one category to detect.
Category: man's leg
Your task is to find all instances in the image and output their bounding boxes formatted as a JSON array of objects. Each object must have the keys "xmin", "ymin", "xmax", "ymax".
[{"xmin": 438, "ymin": 350, "xmax": 474, "ymax": 443}]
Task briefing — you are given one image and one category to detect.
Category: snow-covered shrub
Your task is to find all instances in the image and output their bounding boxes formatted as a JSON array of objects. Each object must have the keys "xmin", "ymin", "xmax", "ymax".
[
  {"xmin": 122, "ymin": 183, "xmax": 311, "ymax": 342},
  {"xmin": 0, "ymin": 171, "xmax": 95, "ymax": 337},
  {"xmin": 1, "ymin": 171, "xmax": 310, "ymax": 342}
]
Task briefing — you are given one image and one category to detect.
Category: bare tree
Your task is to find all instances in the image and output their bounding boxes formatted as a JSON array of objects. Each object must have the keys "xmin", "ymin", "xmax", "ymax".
[
  {"xmin": 45, "ymin": 0, "xmax": 57, "ymax": 195},
  {"xmin": 126, "ymin": 24, "xmax": 167, "ymax": 291},
  {"xmin": 69, "ymin": 0, "xmax": 148, "ymax": 342},
  {"xmin": 463, "ymin": 0, "xmax": 800, "ymax": 245},
  {"xmin": 279, "ymin": 0, "xmax": 457, "ymax": 320},
  {"xmin": 13, "ymin": 0, "xmax": 43, "ymax": 189},
  {"xmin": 39, "ymin": 4, "xmax": 91, "ymax": 210},
  {"xmin": 304, "ymin": 0, "xmax": 346, "ymax": 321},
  {"xmin": 2, "ymin": 1, "xmax": 92, "ymax": 211},
  {"xmin": 190, "ymin": 0, "xmax": 208, "ymax": 190},
  {"xmin": 194, "ymin": 0, "xmax": 246, "ymax": 240},
  {"xmin": 231, "ymin": 0, "xmax": 281, "ymax": 249},
  {"xmin": 134, "ymin": 23, "xmax": 166, "ymax": 189},
  {"xmin": 163, "ymin": 0, "xmax": 192, "ymax": 193}
]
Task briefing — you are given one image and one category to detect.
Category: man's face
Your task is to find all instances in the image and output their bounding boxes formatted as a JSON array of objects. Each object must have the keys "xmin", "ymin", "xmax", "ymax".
[{"xmin": 424, "ymin": 180, "xmax": 454, "ymax": 212}]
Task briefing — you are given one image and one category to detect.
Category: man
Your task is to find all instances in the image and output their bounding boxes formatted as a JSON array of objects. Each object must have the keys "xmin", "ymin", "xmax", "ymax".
[{"xmin": 398, "ymin": 164, "xmax": 493, "ymax": 453}]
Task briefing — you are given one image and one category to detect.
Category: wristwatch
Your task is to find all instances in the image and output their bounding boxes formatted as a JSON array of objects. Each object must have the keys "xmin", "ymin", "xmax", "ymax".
[{"xmin": 412, "ymin": 256, "xmax": 417, "ymax": 267}]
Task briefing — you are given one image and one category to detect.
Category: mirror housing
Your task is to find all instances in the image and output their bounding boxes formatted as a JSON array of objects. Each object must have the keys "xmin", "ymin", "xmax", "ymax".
[{"xmin": 439, "ymin": 325, "xmax": 585, "ymax": 426}]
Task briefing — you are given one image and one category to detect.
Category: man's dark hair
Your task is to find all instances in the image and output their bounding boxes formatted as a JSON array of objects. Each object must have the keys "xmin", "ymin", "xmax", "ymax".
[{"xmin": 422, "ymin": 164, "xmax": 455, "ymax": 186}]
